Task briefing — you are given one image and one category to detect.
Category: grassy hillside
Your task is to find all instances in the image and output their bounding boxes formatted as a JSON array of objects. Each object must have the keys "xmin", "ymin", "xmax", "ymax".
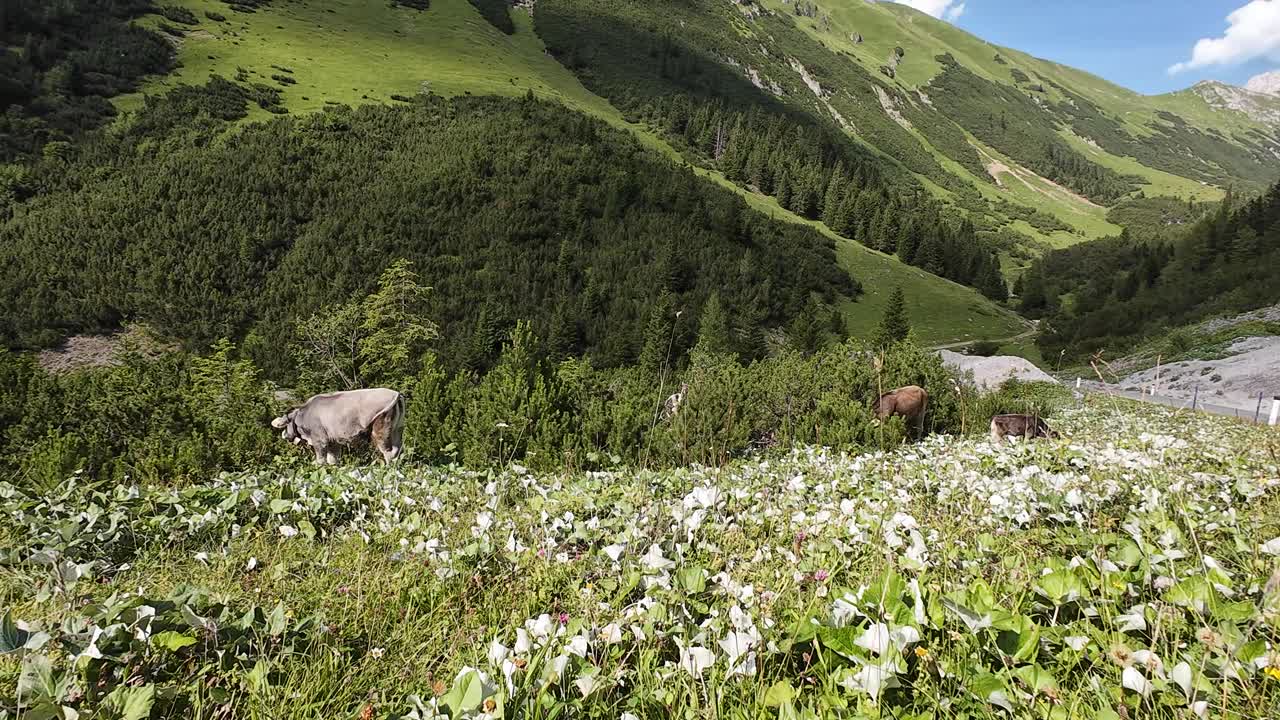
[
  {"xmin": 122, "ymin": 0, "xmax": 614, "ymax": 119},
  {"xmin": 100, "ymin": 0, "xmax": 1025, "ymax": 345}
]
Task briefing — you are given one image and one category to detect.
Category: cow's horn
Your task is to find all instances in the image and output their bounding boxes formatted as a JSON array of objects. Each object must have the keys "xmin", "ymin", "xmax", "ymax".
[{"xmin": 271, "ymin": 416, "xmax": 289, "ymax": 429}]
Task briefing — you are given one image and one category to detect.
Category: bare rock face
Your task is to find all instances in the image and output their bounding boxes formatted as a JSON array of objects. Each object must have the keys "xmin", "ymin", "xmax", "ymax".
[
  {"xmin": 1192, "ymin": 80, "xmax": 1280, "ymax": 126},
  {"xmin": 1245, "ymin": 70, "xmax": 1280, "ymax": 96},
  {"xmin": 939, "ymin": 350, "xmax": 1058, "ymax": 390}
]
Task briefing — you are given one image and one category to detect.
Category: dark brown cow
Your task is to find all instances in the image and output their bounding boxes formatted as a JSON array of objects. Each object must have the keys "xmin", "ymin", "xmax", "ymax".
[
  {"xmin": 874, "ymin": 385, "xmax": 928, "ymax": 434},
  {"xmin": 989, "ymin": 413, "xmax": 1060, "ymax": 443}
]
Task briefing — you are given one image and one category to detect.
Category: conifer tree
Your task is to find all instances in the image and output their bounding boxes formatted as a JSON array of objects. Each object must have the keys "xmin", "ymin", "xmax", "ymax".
[
  {"xmin": 873, "ymin": 286, "xmax": 910, "ymax": 347},
  {"xmin": 695, "ymin": 292, "xmax": 733, "ymax": 355},
  {"xmin": 788, "ymin": 297, "xmax": 824, "ymax": 354},
  {"xmin": 639, "ymin": 292, "xmax": 678, "ymax": 372},
  {"xmin": 358, "ymin": 259, "xmax": 439, "ymax": 387}
]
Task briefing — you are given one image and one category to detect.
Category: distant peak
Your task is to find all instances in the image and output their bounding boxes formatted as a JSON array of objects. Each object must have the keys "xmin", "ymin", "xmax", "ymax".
[
  {"xmin": 1245, "ymin": 70, "xmax": 1280, "ymax": 96},
  {"xmin": 1191, "ymin": 77, "xmax": 1280, "ymax": 126}
]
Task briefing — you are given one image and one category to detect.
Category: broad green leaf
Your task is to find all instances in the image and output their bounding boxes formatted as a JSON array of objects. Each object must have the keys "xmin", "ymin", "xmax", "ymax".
[
  {"xmin": 677, "ymin": 566, "xmax": 705, "ymax": 594},
  {"xmin": 967, "ymin": 672, "xmax": 1012, "ymax": 712},
  {"xmin": 1111, "ymin": 538, "xmax": 1144, "ymax": 568},
  {"xmin": 1165, "ymin": 576, "xmax": 1213, "ymax": 612},
  {"xmin": 996, "ymin": 615, "xmax": 1041, "ymax": 663},
  {"xmin": 442, "ymin": 669, "xmax": 486, "ymax": 713},
  {"xmin": 18, "ymin": 654, "xmax": 56, "ymax": 702},
  {"xmin": 266, "ymin": 601, "xmax": 287, "ymax": 637},
  {"xmin": 246, "ymin": 659, "xmax": 271, "ymax": 693},
  {"xmin": 269, "ymin": 498, "xmax": 292, "ymax": 514},
  {"xmin": 969, "ymin": 578, "xmax": 997, "ymax": 614},
  {"xmin": 180, "ymin": 605, "xmax": 213, "ymax": 631},
  {"xmin": 863, "ymin": 571, "xmax": 907, "ymax": 615},
  {"xmin": 764, "ymin": 680, "xmax": 796, "ymax": 707},
  {"xmin": 297, "ymin": 519, "xmax": 317, "ymax": 540},
  {"xmin": 1, "ymin": 611, "xmax": 29, "ymax": 654},
  {"xmin": 784, "ymin": 615, "xmax": 819, "ymax": 648},
  {"xmin": 816, "ymin": 626, "xmax": 869, "ymax": 662},
  {"xmin": 1214, "ymin": 600, "xmax": 1255, "ymax": 622},
  {"xmin": 1234, "ymin": 639, "xmax": 1267, "ymax": 667},
  {"xmin": 1010, "ymin": 664, "xmax": 1058, "ymax": 693},
  {"xmin": 941, "ymin": 598, "xmax": 992, "ymax": 633},
  {"xmin": 151, "ymin": 631, "xmax": 197, "ymax": 652},
  {"xmin": 103, "ymin": 684, "xmax": 155, "ymax": 720},
  {"xmin": 1036, "ymin": 570, "xmax": 1085, "ymax": 604}
]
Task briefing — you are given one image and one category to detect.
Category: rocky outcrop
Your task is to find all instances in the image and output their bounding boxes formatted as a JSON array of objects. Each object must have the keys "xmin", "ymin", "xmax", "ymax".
[
  {"xmin": 1245, "ymin": 70, "xmax": 1280, "ymax": 96},
  {"xmin": 1191, "ymin": 80, "xmax": 1280, "ymax": 126}
]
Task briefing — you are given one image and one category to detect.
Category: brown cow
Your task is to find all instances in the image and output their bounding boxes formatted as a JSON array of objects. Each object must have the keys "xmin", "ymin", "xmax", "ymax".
[
  {"xmin": 989, "ymin": 413, "xmax": 1060, "ymax": 443},
  {"xmin": 874, "ymin": 385, "xmax": 928, "ymax": 435}
]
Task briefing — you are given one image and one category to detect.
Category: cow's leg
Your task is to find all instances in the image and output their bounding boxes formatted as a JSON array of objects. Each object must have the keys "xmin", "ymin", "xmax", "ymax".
[
  {"xmin": 990, "ymin": 419, "xmax": 1002, "ymax": 443},
  {"xmin": 379, "ymin": 444, "xmax": 401, "ymax": 465},
  {"xmin": 325, "ymin": 447, "xmax": 339, "ymax": 465},
  {"xmin": 310, "ymin": 441, "xmax": 326, "ymax": 465}
]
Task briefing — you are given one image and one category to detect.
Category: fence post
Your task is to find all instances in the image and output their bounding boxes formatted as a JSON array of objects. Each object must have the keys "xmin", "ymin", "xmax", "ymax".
[
  {"xmin": 1192, "ymin": 386, "xmax": 1199, "ymax": 412},
  {"xmin": 1270, "ymin": 397, "xmax": 1280, "ymax": 427},
  {"xmin": 1256, "ymin": 392, "xmax": 1265, "ymax": 424},
  {"xmin": 1076, "ymin": 377, "xmax": 1081, "ymax": 390}
]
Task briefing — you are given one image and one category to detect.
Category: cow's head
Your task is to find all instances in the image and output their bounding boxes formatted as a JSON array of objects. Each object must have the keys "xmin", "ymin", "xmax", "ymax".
[{"xmin": 271, "ymin": 411, "xmax": 304, "ymax": 444}]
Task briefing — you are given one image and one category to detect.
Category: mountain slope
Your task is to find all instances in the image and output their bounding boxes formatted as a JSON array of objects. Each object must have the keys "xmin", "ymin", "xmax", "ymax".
[
  {"xmin": 755, "ymin": 0, "xmax": 1276, "ymax": 218},
  {"xmin": 12, "ymin": 0, "xmax": 1273, "ymax": 352},
  {"xmin": 105, "ymin": 0, "xmax": 1026, "ymax": 345}
]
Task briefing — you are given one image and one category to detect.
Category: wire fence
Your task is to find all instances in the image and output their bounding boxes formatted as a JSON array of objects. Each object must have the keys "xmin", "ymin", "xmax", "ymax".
[{"xmin": 1075, "ymin": 381, "xmax": 1279, "ymax": 426}]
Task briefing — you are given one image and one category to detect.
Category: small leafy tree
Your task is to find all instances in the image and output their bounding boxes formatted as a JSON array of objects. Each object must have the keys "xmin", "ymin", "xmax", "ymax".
[
  {"xmin": 292, "ymin": 300, "xmax": 364, "ymax": 393},
  {"xmin": 291, "ymin": 259, "xmax": 438, "ymax": 392},
  {"xmin": 873, "ymin": 286, "xmax": 911, "ymax": 347}
]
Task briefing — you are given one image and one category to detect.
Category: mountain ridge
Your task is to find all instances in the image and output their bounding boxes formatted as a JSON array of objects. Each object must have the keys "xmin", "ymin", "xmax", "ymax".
[{"xmin": 5, "ymin": 0, "xmax": 1279, "ymax": 357}]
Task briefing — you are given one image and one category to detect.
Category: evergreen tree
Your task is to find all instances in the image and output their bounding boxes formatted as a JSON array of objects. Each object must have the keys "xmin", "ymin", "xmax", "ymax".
[
  {"xmin": 695, "ymin": 292, "xmax": 733, "ymax": 355},
  {"xmin": 897, "ymin": 219, "xmax": 921, "ymax": 264},
  {"xmin": 873, "ymin": 286, "xmax": 910, "ymax": 346},
  {"xmin": 788, "ymin": 298, "xmax": 824, "ymax": 354},
  {"xmin": 820, "ymin": 172, "xmax": 845, "ymax": 228},
  {"xmin": 638, "ymin": 292, "xmax": 678, "ymax": 372},
  {"xmin": 358, "ymin": 259, "xmax": 439, "ymax": 387},
  {"xmin": 976, "ymin": 255, "xmax": 1008, "ymax": 302},
  {"xmin": 917, "ymin": 235, "xmax": 946, "ymax": 276},
  {"xmin": 546, "ymin": 299, "xmax": 579, "ymax": 360},
  {"xmin": 463, "ymin": 301, "xmax": 507, "ymax": 372}
]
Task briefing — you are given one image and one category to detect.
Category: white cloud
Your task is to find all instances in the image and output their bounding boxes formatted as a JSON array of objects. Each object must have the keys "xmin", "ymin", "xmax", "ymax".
[
  {"xmin": 1169, "ymin": 0, "xmax": 1280, "ymax": 73},
  {"xmin": 890, "ymin": 0, "xmax": 967, "ymax": 23}
]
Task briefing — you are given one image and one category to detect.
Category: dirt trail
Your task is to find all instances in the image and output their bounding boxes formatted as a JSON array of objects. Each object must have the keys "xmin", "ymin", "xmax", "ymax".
[
  {"xmin": 973, "ymin": 143, "xmax": 1101, "ymax": 210},
  {"xmin": 929, "ymin": 322, "xmax": 1037, "ymax": 351}
]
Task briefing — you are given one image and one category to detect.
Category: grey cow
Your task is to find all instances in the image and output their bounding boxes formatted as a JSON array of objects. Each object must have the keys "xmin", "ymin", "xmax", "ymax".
[{"xmin": 271, "ymin": 388, "xmax": 406, "ymax": 465}]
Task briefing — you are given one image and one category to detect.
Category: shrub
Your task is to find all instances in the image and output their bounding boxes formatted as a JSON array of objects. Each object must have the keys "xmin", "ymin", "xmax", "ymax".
[
  {"xmin": 1165, "ymin": 330, "xmax": 1194, "ymax": 354},
  {"xmin": 160, "ymin": 6, "xmax": 199, "ymax": 25},
  {"xmin": 966, "ymin": 340, "xmax": 1001, "ymax": 357}
]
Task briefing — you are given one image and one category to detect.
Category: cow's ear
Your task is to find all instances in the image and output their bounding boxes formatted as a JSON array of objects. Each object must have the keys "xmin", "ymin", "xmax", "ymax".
[{"xmin": 271, "ymin": 416, "xmax": 289, "ymax": 429}]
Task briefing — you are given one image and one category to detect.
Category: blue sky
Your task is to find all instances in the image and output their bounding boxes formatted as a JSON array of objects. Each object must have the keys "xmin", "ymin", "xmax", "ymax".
[{"xmin": 891, "ymin": 0, "xmax": 1280, "ymax": 95}]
